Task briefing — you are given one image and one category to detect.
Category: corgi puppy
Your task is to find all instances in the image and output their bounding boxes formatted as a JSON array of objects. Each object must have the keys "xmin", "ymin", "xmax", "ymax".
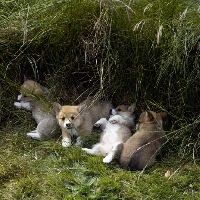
[
  {"xmin": 103, "ymin": 111, "xmax": 167, "ymax": 170},
  {"xmin": 53, "ymin": 98, "xmax": 113, "ymax": 147},
  {"xmin": 109, "ymin": 104, "xmax": 136, "ymax": 130},
  {"xmin": 14, "ymin": 80, "xmax": 60, "ymax": 140},
  {"xmin": 82, "ymin": 117, "xmax": 132, "ymax": 156}
]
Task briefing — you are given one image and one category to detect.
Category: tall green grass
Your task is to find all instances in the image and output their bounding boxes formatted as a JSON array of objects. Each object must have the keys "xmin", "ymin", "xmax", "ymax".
[
  {"xmin": 0, "ymin": 0, "xmax": 199, "ymax": 161},
  {"xmin": 0, "ymin": 0, "xmax": 200, "ymax": 198}
]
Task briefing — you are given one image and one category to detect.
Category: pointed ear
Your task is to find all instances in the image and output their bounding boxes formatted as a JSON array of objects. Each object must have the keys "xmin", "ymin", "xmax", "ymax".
[
  {"xmin": 53, "ymin": 102, "xmax": 61, "ymax": 115},
  {"xmin": 158, "ymin": 112, "xmax": 168, "ymax": 119},
  {"xmin": 78, "ymin": 104, "xmax": 86, "ymax": 113},
  {"xmin": 146, "ymin": 110, "xmax": 155, "ymax": 122},
  {"xmin": 128, "ymin": 103, "xmax": 136, "ymax": 114}
]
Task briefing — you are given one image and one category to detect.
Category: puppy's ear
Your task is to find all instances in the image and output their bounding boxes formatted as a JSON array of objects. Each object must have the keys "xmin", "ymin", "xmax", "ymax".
[
  {"xmin": 78, "ymin": 104, "xmax": 86, "ymax": 114},
  {"xmin": 158, "ymin": 112, "xmax": 168, "ymax": 119},
  {"xmin": 128, "ymin": 103, "xmax": 136, "ymax": 114},
  {"xmin": 53, "ymin": 102, "xmax": 61, "ymax": 114},
  {"xmin": 146, "ymin": 110, "xmax": 155, "ymax": 122}
]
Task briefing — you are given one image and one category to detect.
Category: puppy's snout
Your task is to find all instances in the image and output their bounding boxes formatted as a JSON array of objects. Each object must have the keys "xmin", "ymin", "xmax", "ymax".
[{"xmin": 65, "ymin": 123, "xmax": 72, "ymax": 128}]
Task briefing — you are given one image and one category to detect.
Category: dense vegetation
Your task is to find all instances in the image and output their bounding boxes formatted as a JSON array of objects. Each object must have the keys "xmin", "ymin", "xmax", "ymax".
[{"xmin": 0, "ymin": 0, "xmax": 199, "ymax": 199}]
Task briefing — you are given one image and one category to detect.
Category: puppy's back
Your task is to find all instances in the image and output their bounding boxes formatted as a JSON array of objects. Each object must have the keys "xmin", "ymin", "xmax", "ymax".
[
  {"xmin": 82, "ymin": 100, "xmax": 113, "ymax": 124},
  {"xmin": 119, "ymin": 130, "xmax": 166, "ymax": 170}
]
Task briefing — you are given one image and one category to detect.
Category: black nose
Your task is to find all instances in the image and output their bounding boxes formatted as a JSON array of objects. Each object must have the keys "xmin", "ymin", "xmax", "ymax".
[{"xmin": 66, "ymin": 123, "xmax": 71, "ymax": 128}]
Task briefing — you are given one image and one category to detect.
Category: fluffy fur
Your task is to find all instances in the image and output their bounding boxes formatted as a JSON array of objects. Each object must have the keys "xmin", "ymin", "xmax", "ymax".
[
  {"xmin": 103, "ymin": 110, "xmax": 167, "ymax": 170},
  {"xmin": 53, "ymin": 98, "xmax": 113, "ymax": 147},
  {"xmin": 82, "ymin": 104, "xmax": 135, "ymax": 156},
  {"xmin": 109, "ymin": 104, "xmax": 136, "ymax": 130},
  {"xmin": 82, "ymin": 117, "xmax": 132, "ymax": 156},
  {"xmin": 14, "ymin": 80, "xmax": 60, "ymax": 140}
]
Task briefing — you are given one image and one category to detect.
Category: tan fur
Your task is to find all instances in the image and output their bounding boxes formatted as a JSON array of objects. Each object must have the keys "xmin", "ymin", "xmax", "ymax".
[
  {"xmin": 14, "ymin": 80, "xmax": 60, "ymax": 140},
  {"xmin": 53, "ymin": 98, "xmax": 113, "ymax": 147},
  {"xmin": 104, "ymin": 110, "xmax": 167, "ymax": 170},
  {"xmin": 109, "ymin": 104, "xmax": 136, "ymax": 130}
]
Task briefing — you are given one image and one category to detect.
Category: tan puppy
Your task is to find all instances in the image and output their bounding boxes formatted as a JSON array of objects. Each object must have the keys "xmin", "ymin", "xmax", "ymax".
[
  {"xmin": 14, "ymin": 80, "xmax": 60, "ymax": 140},
  {"xmin": 53, "ymin": 98, "xmax": 113, "ymax": 147},
  {"xmin": 103, "ymin": 110, "xmax": 167, "ymax": 170},
  {"xmin": 109, "ymin": 104, "xmax": 136, "ymax": 130}
]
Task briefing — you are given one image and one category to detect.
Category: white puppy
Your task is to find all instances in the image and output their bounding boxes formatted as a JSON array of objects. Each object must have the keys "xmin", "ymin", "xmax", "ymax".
[{"xmin": 82, "ymin": 117, "xmax": 132, "ymax": 156}]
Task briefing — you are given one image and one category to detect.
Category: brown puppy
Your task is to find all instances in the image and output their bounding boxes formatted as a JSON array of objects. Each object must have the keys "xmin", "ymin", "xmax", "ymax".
[
  {"xmin": 53, "ymin": 98, "xmax": 113, "ymax": 147},
  {"xmin": 103, "ymin": 110, "xmax": 167, "ymax": 170}
]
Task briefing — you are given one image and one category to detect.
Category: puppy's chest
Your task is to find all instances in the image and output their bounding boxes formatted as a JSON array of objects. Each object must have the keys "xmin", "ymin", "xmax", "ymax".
[
  {"xmin": 101, "ymin": 125, "xmax": 120, "ymax": 144},
  {"xmin": 66, "ymin": 128, "xmax": 79, "ymax": 137}
]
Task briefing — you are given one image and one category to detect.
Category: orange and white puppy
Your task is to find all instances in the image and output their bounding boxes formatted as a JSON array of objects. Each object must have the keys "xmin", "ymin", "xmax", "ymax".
[
  {"xmin": 103, "ymin": 111, "xmax": 167, "ymax": 171},
  {"xmin": 82, "ymin": 117, "xmax": 132, "ymax": 156},
  {"xmin": 109, "ymin": 104, "xmax": 136, "ymax": 130},
  {"xmin": 53, "ymin": 99, "xmax": 113, "ymax": 147}
]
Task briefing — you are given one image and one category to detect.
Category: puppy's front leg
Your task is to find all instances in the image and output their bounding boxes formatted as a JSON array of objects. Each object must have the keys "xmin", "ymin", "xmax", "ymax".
[
  {"xmin": 109, "ymin": 115, "xmax": 121, "ymax": 124},
  {"xmin": 62, "ymin": 130, "xmax": 72, "ymax": 147}
]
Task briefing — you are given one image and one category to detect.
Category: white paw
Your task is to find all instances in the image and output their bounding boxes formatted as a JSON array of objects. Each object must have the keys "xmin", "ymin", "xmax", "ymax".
[
  {"xmin": 109, "ymin": 119, "xmax": 117, "ymax": 124},
  {"xmin": 103, "ymin": 155, "xmax": 113, "ymax": 163},
  {"xmin": 27, "ymin": 131, "xmax": 41, "ymax": 140},
  {"xmin": 14, "ymin": 101, "xmax": 31, "ymax": 110},
  {"xmin": 82, "ymin": 148, "xmax": 94, "ymax": 154},
  {"xmin": 14, "ymin": 102, "xmax": 22, "ymax": 108},
  {"xmin": 109, "ymin": 115, "xmax": 119, "ymax": 124},
  {"xmin": 82, "ymin": 148, "xmax": 88, "ymax": 152},
  {"xmin": 62, "ymin": 138, "xmax": 71, "ymax": 147},
  {"xmin": 94, "ymin": 123, "xmax": 101, "ymax": 127}
]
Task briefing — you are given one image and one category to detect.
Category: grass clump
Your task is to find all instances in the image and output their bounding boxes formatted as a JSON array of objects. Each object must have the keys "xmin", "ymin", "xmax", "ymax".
[
  {"xmin": 0, "ymin": 0, "xmax": 200, "ymax": 198},
  {"xmin": 1, "ymin": 130, "xmax": 200, "ymax": 199}
]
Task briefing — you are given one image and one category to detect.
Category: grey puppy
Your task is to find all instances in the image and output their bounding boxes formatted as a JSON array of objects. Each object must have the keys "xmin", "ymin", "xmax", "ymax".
[{"xmin": 14, "ymin": 79, "xmax": 60, "ymax": 140}]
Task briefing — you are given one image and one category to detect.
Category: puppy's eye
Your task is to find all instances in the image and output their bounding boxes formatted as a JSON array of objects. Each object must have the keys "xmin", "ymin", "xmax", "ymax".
[
  {"xmin": 71, "ymin": 116, "xmax": 75, "ymax": 120},
  {"xmin": 61, "ymin": 117, "xmax": 65, "ymax": 121},
  {"xmin": 117, "ymin": 108, "xmax": 121, "ymax": 111}
]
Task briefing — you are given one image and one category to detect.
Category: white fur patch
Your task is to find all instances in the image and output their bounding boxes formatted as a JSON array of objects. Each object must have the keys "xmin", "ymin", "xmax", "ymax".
[
  {"xmin": 94, "ymin": 118, "xmax": 108, "ymax": 129},
  {"xmin": 103, "ymin": 154, "xmax": 113, "ymax": 163},
  {"xmin": 27, "ymin": 130, "xmax": 41, "ymax": 140},
  {"xmin": 109, "ymin": 115, "xmax": 121, "ymax": 124},
  {"xmin": 110, "ymin": 109, "xmax": 117, "ymax": 116},
  {"xmin": 14, "ymin": 101, "xmax": 31, "ymax": 110},
  {"xmin": 82, "ymin": 148, "xmax": 95, "ymax": 154},
  {"xmin": 17, "ymin": 94, "xmax": 22, "ymax": 100},
  {"xmin": 62, "ymin": 138, "xmax": 72, "ymax": 147},
  {"xmin": 63, "ymin": 119, "xmax": 71, "ymax": 129},
  {"xmin": 103, "ymin": 142, "xmax": 121, "ymax": 163}
]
